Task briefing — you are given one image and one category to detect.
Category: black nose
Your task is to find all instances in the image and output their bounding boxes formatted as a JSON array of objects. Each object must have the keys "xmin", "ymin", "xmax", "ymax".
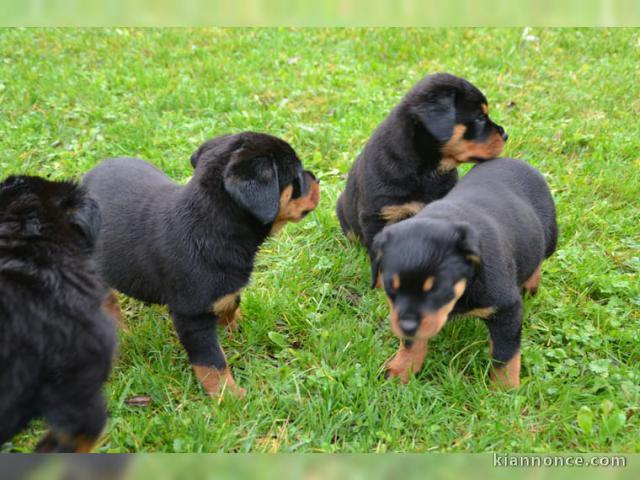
[{"xmin": 399, "ymin": 317, "xmax": 419, "ymax": 336}]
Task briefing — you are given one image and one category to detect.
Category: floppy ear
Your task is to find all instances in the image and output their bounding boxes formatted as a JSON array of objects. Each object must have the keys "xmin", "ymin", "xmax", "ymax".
[
  {"xmin": 455, "ymin": 222, "xmax": 481, "ymax": 272},
  {"xmin": 369, "ymin": 231, "xmax": 388, "ymax": 289},
  {"xmin": 68, "ymin": 193, "xmax": 102, "ymax": 248},
  {"xmin": 191, "ymin": 136, "xmax": 244, "ymax": 169},
  {"xmin": 413, "ymin": 91, "xmax": 456, "ymax": 143},
  {"xmin": 223, "ymin": 155, "xmax": 280, "ymax": 224}
]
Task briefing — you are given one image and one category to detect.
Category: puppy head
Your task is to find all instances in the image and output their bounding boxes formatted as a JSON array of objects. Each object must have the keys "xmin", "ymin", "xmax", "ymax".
[
  {"xmin": 0, "ymin": 175, "xmax": 101, "ymax": 249},
  {"xmin": 371, "ymin": 218, "xmax": 481, "ymax": 341},
  {"xmin": 192, "ymin": 132, "xmax": 320, "ymax": 228},
  {"xmin": 406, "ymin": 73, "xmax": 508, "ymax": 169}
]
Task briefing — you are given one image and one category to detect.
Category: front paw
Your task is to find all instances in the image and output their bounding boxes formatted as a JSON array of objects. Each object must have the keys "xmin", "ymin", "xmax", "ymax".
[
  {"xmin": 193, "ymin": 366, "xmax": 246, "ymax": 399},
  {"xmin": 489, "ymin": 352, "xmax": 521, "ymax": 389},
  {"xmin": 384, "ymin": 340, "xmax": 428, "ymax": 384},
  {"xmin": 385, "ymin": 361, "xmax": 412, "ymax": 384},
  {"xmin": 217, "ymin": 383, "xmax": 246, "ymax": 399}
]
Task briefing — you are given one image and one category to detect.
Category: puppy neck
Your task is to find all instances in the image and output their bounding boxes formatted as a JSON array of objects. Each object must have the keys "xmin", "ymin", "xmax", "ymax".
[
  {"xmin": 178, "ymin": 178, "xmax": 271, "ymax": 248},
  {"xmin": 391, "ymin": 107, "xmax": 450, "ymax": 174}
]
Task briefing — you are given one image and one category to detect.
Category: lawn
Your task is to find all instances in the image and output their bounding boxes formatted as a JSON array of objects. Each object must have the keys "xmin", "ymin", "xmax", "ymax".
[{"xmin": 0, "ymin": 28, "xmax": 639, "ymax": 453}]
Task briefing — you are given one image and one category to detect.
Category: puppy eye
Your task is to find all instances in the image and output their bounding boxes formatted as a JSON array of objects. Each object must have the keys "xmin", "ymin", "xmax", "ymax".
[{"xmin": 474, "ymin": 115, "xmax": 485, "ymax": 124}]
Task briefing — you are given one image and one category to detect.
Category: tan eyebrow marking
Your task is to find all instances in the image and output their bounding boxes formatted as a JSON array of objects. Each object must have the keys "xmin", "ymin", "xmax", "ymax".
[
  {"xmin": 481, "ymin": 103, "xmax": 489, "ymax": 115},
  {"xmin": 392, "ymin": 274, "xmax": 400, "ymax": 290},
  {"xmin": 422, "ymin": 276, "xmax": 435, "ymax": 292}
]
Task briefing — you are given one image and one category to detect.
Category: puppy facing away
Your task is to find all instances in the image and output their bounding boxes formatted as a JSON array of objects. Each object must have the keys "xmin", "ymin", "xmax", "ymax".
[
  {"xmin": 0, "ymin": 176, "xmax": 117, "ymax": 452},
  {"xmin": 336, "ymin": 72, "xmax": 508, "ymax": 256},
  {"xmin": 83, "ymin": 132, "xmax": 320, "ymax": 398},
  {"xmin": 371, "ymin": 158, "xmax": 557, "ymax": 388}
]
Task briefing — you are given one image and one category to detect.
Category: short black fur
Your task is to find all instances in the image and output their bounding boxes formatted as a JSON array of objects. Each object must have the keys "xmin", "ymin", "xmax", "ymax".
[
  {"xmin": 0, "ymin": 176, "xmax": 116, "ymax": 451},
  {"xmin": 336, "ymin": 73, "xmax": 508, "ymax": 256},
  {"xmin": 372, "ymin": 159, "xmax": 557, "ymax": 375},
  {"xmin": 82, "ymin": 131, "xmax": 318, "ymax": 393}
]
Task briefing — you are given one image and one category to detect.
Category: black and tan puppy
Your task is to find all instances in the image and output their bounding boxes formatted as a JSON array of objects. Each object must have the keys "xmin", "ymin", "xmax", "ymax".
[
  {"xmin": 0, "ymin": 176, "xmax": 117, "ymax": 452},
  {"xmin": 371, "ymin": 158, "xmax": 557, "ymax": 388},
  {"xmin": 83, "ymin": 132, "xmax": 320, "ymax": 398},
  {"xmin": 336, "ymin": 73, "xmax": 508, "ymax": 257}
]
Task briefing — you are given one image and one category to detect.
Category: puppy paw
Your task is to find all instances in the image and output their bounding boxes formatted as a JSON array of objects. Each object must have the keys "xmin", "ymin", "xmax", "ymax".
[
  {"xmin": 385, "ymin": 362, "xmax": 412, "ymax": 384},
  {"xmin": 489, "ymin": 352, "xmax": 521, "ymax": 389},
  {"xmin": 384, "ymin": 340, "xmax": 428, "ymax": 384},
  {"xmin": 193, "ymin": 366, "xmax": 246, "ymax": 399},
  {"xmin": 216, "ymin": 382, "xmax": 246, "ymax": 400},
  {"xmin": 234, "ymin": 386, "xmax": 247, "ymax": 399}
]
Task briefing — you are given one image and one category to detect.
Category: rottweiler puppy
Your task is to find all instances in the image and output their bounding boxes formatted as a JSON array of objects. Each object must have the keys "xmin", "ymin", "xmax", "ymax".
[
  {"xmin": 83, "ymin": 131, "xmax": 320, "ymax": 398},
  {"xmin": 371, "ymin": 158, "xmax": 557, "ymax": 388},
  {"xmin": 336, "ymin": 72, "xmax": 508, "ymax": 257},
  {"xmin": 0, "ymin": 176, "xmax": 117, "ymax": 452}
]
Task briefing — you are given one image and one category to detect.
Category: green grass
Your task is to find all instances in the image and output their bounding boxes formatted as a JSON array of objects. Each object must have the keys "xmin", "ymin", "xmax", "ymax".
[{"xmin": 1, "ymin": 28, "xmax": 639, "ymax": 453}]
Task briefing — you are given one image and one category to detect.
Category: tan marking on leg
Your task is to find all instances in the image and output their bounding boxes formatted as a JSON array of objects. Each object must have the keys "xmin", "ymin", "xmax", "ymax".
[
  {"xmin": 441, "ymin": 124, "xmax": 505, "ymax": 168},
  {"xmin": 374, "ymin": 272, "xmax": 383, "ymax": 289},
  {"xmin": 270, "ymin": 176, "xmax": 321, "ymax": 235},
  {"xmin": 522, "ymin": 264, "xmax": 542, "ymax": 296},
  {"xmin": 35, "ymin": 430, "xmax": 103, "ymax": 453},
  {"xmin": 386, "ymin": 339, "xmax": 429, "ymax": 384},
  {"xmin": 466, "ymin": 254, "xmax": 481, "ymax": 269},
  {"xmin": 213, "ymin": 292, "xmax": 242, "ymax": 332},
  {"xmin": 346, "ymin": 230, "xmax": 359, "ymax": 242},
  {"xmin": 491, "ymin": 351, "xmax": 521, "ymax": 389},
  {"xmin": 380, "ymin": 201, "xmax": 426, "ymax": 224},
  {"xmin": 193, "ymin": 365, "xmax": 246, "ymax": 398},
  {"xmin": 102, "ymin": 289, "xmax": 123, "ymax": 329},
  {"xmin": 422, "ymin": 276, "xmax": 435, "ymax": 292},
  {"xmin": 218, "ymin": 308, "xmax": 242, "ymax": 332},
  {"xmin": 466, "ymin": 307, "xmax": 496, "ymax": 319}
]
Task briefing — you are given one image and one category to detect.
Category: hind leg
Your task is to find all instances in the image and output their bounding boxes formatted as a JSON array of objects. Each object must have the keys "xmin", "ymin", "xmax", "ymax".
[
  {"xmin": 102, "ymin": 289, "xmax": 124, "ymax": 329},
  {"xmin": 213, "ymin": 293, "xmax": 242, "ymax": 333},
  {"xmin": 485, "ymin": 299, "xmax": 523, "ymax": 389},
  {"xmin": 522, "ymin": 264, "xmax": 542, "ymax": 296}
]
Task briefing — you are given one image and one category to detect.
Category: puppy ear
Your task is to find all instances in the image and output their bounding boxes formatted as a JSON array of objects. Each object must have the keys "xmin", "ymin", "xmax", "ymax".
[
  {"xmin": 455, "ymin": 222, "xmax": 481, "ymax": 271},
  {"xmin": 191, "ymin": 136, "xmax": 244, "ymax": 169},
  {"xmin": 223, "ymin": 155, "xmax": 280, "ymax": 224},
  {"xmin": 369, "ymin": 231, "xmax": 388, "ymax": 289},
  {"xmin": 413, "ymin": 91, "xmax": 456, "ymax": 143},
  {"xmin": 68, "ymin": 192, "xmax": 102, "ymax": 248}
]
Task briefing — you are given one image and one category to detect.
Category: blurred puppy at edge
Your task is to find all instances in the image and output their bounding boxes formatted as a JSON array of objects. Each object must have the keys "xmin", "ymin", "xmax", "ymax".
[{"xmin": 0, "ymin": 176, "xmax": 118, "ymax": 452}]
